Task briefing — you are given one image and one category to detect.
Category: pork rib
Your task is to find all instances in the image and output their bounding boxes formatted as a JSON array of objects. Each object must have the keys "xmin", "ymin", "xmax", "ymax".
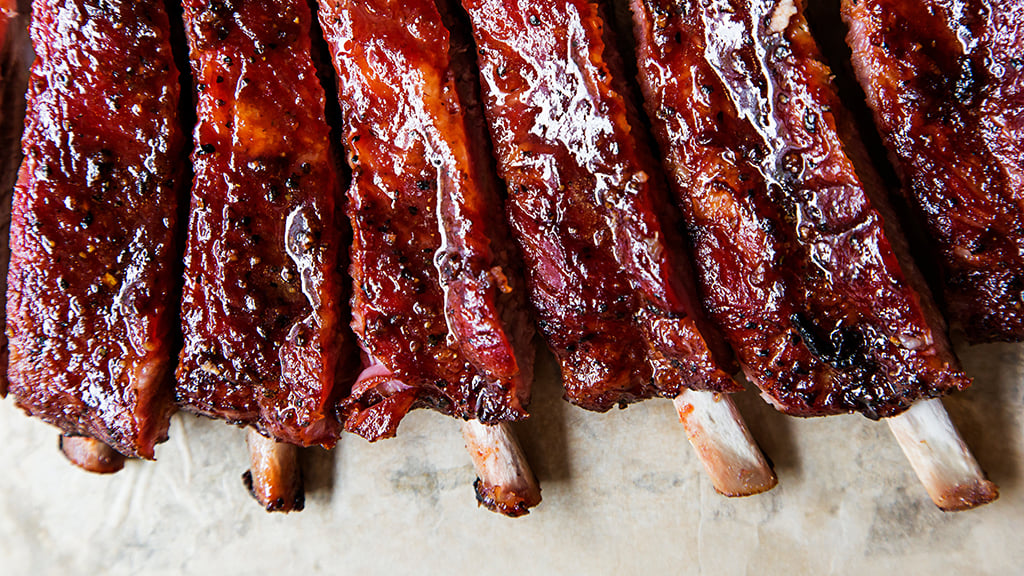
[
  {"xmin": 459, "ymin": 0, "xmax": 738, "ymax": 410},
  {"xmin": 318, "ymin": 0, "xmax": 535, "ymax": 440},
  {"xmin": 632, "ymin": 0, "xmax": 994, "ymax": 509},
  {"xmin": 459, "ymin": 0, "xmax": 774, "ymax": 497},
  {"xmin": 0, "ymin": 0, "xmax": 29, "ymax": 398},
  {"xmin": 6, "ymin": 0, "xmax": 185, "ymax": 458},
  {"xmin": 175, "ymin": 0, "xmax": 349, "ymax": 448},
  {"xmin": 631, "ymin": 0, "xmax": 969, "ymax": 420},
  {"xmin": 843, "ymin": 0, "xmax": 1024, "ymax": 343}
]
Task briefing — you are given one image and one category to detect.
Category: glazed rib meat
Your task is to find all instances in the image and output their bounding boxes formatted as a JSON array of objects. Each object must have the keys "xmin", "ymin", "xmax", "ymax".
[
  {"xmin": 843, "ymin": 0, "xmax": 1024, "ymax": 342},
  {"xmin": 318, "ymin": 0, "xmax": 535, "ymax": 440},
  {"xmin": 0, "ymin": 0, "xmax": 28, "ymax": 398},
  {"xmin": 6, "ymin": 0, "xmax": 185, "ymax": 457},
  {"xmin": 631, "ymin": 0, "xmax": 969, "ymax": 418},
  {"xmin": 459, "ymin": 0, "xmax": 739, "ymax": 411},
  {"xmin": 175, "ymin": 0, "xmax": 347, "ymax": 447},
  {"xmin": 0, "ymin": 2, "xmax": 9, "ymax": 51}
]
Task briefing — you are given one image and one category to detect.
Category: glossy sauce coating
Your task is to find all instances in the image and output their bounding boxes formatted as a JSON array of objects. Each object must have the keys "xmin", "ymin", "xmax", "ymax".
[
  {"xmin": 6, "ymin": 0, "xmax": 184, "ymax": 457},
  {"xmin": 844, "ymin": 0, "xmax": 1024, "ymax": 342},
  {"xmin": 632, "ymin": 0, "xmax": 968, "ymax": 418},
  {"xmin": 176, "ymin": 0, "xmax": 346, "ymax": 447},
  {"xmin": 462, "ymin": 0, "xmax": 738, "ymax": 411},
  {"xmin": 0, "ymin": 2, "xmax": 9, "ymax": 49},
  {"xmin": 0, "ymin": 0, "xmax": 26, "ymax": 398},
  {"xmin": 320, "ymin": 0, "xmax": 534, "ymax": 440}
]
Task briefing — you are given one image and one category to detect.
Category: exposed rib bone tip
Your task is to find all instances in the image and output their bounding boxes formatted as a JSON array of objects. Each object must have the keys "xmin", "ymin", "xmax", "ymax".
[
  {"xmin": 461, "ymin": 420, "xmax": 541, "ymax": 517},
  {"xmin": 59, "ymin": 434, "xmax": 126, "ymax": 474},
  {"xmin": 674, "ymin": 390, "xmax": 777, "ymax": 497},
  {"xmin": 887, "ymin": 398, "xmax": 998, "ymax": 511},
  {"xmin": 243, "ymin": 429, "xmax": 305, "ymax": 513}
]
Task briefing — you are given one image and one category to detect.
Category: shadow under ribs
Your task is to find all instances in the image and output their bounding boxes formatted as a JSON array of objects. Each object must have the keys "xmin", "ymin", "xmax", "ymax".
[
  {"xmin": 842, "ymin": 0, "xmax": 1024, "ymax": 343},
  {"xmin": 6, "ymin": 0, "xmax": 185, "ymax": 460},
  {"xmin": 631, "ymin": 0, "xmax": 995, "ymax": 509},
  {"xmin": 318, "ymin": 0, "xmax": 540, "ymax": 515},
  {"xmin": 458, "ymin": 0, "xmax": 775, "ymax": 496},
  {"xmin": 175, "ymin": 0, "xmax": 348, "ymax": 449}
]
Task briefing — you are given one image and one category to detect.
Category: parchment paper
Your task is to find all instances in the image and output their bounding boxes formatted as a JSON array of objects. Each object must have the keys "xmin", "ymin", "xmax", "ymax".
[{"xmin": 1, "ymin": 341, "xmax": 1022, "ymax": 575}]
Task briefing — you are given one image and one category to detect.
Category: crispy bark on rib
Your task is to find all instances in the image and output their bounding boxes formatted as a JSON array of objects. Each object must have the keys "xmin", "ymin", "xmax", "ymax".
[
  {"xmin": 631, "ymin": 0, "xmax": 968, "ymax": 418},
  {"xmin": 319, "ymin": 0, "xmax": 534, "ymax": 440},
  {"xmin": 5, "ymin": 0, "xmax": 184, "ymax": 457},
  {"xmin": 175, "ymin": 0, "xmax": 347, "ymax": 447},
  {"xmin": 843, "ymin": 0, "xmax": 1024, "ymax": 343},
  {"xmin": 459, "ymin": 0, "xmax": 738, "ymax": 411}
]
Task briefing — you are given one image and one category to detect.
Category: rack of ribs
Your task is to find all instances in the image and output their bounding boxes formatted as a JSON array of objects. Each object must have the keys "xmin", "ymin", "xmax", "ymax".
[
  {"xmin": 175, "ymin": 0, "xmax": 351, "ymax": 510},
  {"xmin": 318, "ymin": 0, "xmax": 541, "ymax": 516},
  {"xmin": 6, "ymin": 0, "xmax": 185, "ymax": 461},
  {"xmin": 632, "ymin": 0, "xmax": 996, "ymax": 510},
  {"xmin": 842, "ymin": 0, "xmax": 1024, "ymax": 343},
  {"xmin": 457, "ymin": 0, "xmax": 776, "ymax": 497}
]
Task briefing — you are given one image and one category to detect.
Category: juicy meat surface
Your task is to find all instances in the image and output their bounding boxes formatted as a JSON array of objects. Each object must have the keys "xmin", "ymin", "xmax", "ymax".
[
  {"xmin": 319, "ymin": 0, "xmax": 535, "ymax": 440},
  {"xmin": 843, "ymin": 0, "xmax": 1024, "ymax": 342},
  {"xmin": 460, "ymin": 0, "xmax": 738, "ymax": 411},
  {"xmin": 6, "ymin": 0, "xmax": 184, "ymax": 457},
  {"xmin": 0, "ymin": 2, "xmax": 9, "ymax": 49},
  {"xmin": 632, "ymin": 0, "xmax": 969, "ymax": 418},
  {"xmin": 176, "ymin": 0, "xmax": 347, "ymax": 447}
]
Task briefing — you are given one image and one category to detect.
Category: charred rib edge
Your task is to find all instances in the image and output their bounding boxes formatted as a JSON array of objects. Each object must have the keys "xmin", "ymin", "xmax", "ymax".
[
  {"xmin": 887, "ymin": 398, "xmax": 998, "ymax": 511},
  {"xmin": 461, "ymin": 419, "xmax": 541, "ymax": 517},
  {"xmin": 674, "ymin": 390, "xmax": 777, "ymax": 497},
  {"xmin": 243, "ymin": 428, "xmax": 306, "ymax": 513}
]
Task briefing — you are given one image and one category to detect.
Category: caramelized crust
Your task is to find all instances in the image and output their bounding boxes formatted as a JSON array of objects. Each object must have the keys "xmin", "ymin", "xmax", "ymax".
[
  {"xmin": 319, "ymin": 0, "xmax": 534, "ymax": 440},
  {"xmin": 175, "ymin": 0, "xmax": 346, "ymax": 446},
  {"xmin": 632, "ymin": 0, "xmax": 968, "ymax": 418},
  {"xmin": 843, "ymin": 0, "xmax": 1024, "ymax": 342},
  {"xmin": 6, "ymin": 0, "xmax": 183, "ymax": 457},
  {"xmin": 460, "ymin": 0, "xmax": 738, "ymax": 411}
]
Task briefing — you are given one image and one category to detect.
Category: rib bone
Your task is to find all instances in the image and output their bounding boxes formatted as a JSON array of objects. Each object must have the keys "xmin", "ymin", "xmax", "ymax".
[
  {"xmin": 674, "ymin": 391, "xmax": 777, "ymax": 497},
  {"xmin": 461, "ymin": 420, "xmax": 541, "ymax": 517},
  {"xmin": 887, "ymin": 398, "xmax": 998, "ymax": 511},
  {"xmin": 59, "ymin": 435, "xmax": 126, "ymax": 475},
  {"xmin": 243, "ymin": 429, "xmax": 305, "ymax": 513}
]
